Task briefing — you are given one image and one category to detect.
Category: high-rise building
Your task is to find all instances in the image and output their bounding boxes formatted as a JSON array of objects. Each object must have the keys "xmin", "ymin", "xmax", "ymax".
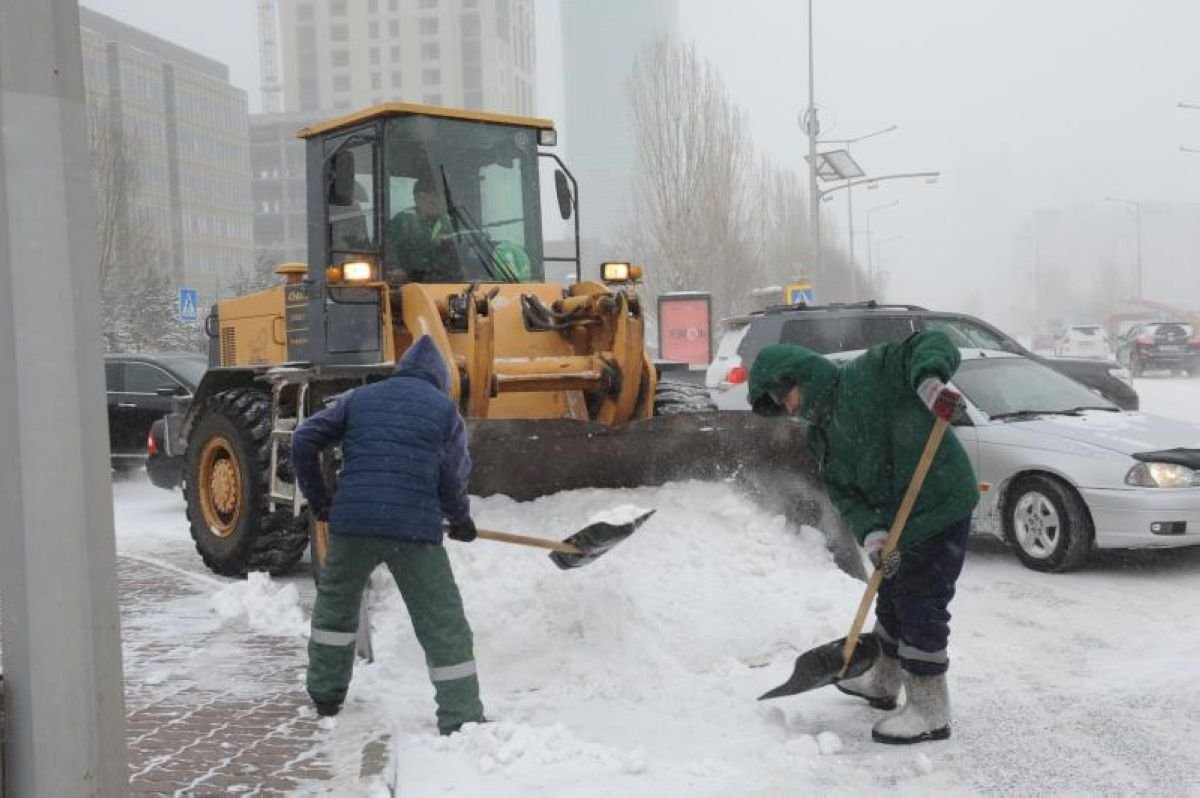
[
  {"xmin": 80, "ymin": 7, "xmax": 253, "ymax": 304},
  {"xmin": 560, "ymin": 0, "xmax": 679, "ymax": 243},
  {"xmin": 250, "ymin": 111, "xmax": 324, "ymax": 266},
  {"xmin": 277, "ymin": 0, "xmax": 536, "ymax": 115}
]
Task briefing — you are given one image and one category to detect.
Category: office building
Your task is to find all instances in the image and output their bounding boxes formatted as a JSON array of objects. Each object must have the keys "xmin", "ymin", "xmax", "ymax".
[
  {"xmin": 277, "ymin": 0, "xmax": 536, "ymax": 115},
  {"xmin": 80, "ymin": 7, "xmax": 253, "ymax": 303},
  {"xmin": 560, "ymin": 0, "xmax": 679, "ymax": 242}
]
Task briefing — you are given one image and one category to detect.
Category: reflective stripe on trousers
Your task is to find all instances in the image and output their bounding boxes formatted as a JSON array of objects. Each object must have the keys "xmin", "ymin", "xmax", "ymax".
[
  {"xmin": 311, "ymin": 625, "xmax": 357, "ymax": 647},
  {"xmin": 428, "ymin": 659, "xmax": 477, "ymax": 682}
]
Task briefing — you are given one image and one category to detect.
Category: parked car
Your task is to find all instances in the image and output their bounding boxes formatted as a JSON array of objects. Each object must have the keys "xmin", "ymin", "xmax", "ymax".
[
  {"xmin": 705, "ymin": 320, "xmax": 751, "ymax": 390},
  {"xmin": 1054, "ymin": 323, "xmax": 1112, "ymax": 359},
  {"xmin": 1115, "ymin": 321, "xmax": 1200, "ymax": 377},
  {"xmin": 708, "ymin": 302, "xmax": 1138, "ymax": 410},
  {"xmin": 105, "ymin": 353, "xmax": 205, "ymax": 474},
  {"xmin": 945, "ymin": 349, "xmax": 1200, "ymax": 572}
]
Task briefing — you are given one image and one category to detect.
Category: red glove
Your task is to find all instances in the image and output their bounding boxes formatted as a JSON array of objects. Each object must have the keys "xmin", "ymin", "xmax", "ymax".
[{"xmin": 917, "ymin": 378, "xmax": 961, "ymax": 423}]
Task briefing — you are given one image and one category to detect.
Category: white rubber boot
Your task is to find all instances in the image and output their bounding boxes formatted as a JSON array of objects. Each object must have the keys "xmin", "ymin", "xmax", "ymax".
[
  {"xmin": 836, "ymin": 653, "xmax": 901, "ymax": 710},
  {"xmin": 872, "ymin": 672, "xmax": 951, "ymax": 744}
]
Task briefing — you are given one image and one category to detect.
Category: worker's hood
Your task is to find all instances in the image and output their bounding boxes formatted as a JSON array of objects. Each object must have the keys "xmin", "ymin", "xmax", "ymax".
[
  {"xmin": 749, "ymin": 344, "xmax": 838, "ymax": 424},
  {"xmin": 395, "ymin": 335, "xmax": 449, "ymax": 391}
]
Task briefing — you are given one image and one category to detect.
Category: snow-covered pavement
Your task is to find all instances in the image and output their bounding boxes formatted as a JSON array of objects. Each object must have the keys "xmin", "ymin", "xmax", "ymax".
[{"xmin": 111, "ymin": 376, "xmax": 1200, "ymax": 795}]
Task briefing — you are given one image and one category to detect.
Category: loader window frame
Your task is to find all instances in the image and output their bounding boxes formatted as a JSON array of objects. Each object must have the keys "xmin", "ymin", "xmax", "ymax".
[{"xmin": 325, "ymin": 131, "xmax": 381, "ymax": 263}]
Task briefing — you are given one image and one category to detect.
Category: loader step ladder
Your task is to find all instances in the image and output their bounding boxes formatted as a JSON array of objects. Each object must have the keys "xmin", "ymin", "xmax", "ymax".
[{"xmin": 268, "ymin": 381, "xmax": 308, "ymax": 511}]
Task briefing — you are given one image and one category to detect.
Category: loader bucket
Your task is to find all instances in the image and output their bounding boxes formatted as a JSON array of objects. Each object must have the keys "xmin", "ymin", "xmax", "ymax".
[{"xmin": 466, "ymin": 412, "xmax": 867, "ymax": 581}]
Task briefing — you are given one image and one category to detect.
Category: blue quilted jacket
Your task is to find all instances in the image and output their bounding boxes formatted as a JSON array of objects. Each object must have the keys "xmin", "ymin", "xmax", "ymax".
[{"xmin": 291, "ymin": 336, "xmax": 472, "ymax": 542}]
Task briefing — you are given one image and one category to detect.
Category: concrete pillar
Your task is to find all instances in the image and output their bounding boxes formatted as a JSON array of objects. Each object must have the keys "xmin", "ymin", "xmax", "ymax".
[{"xmin": 0, "ymin": 1, "xmax": 130, "ymax": 795}]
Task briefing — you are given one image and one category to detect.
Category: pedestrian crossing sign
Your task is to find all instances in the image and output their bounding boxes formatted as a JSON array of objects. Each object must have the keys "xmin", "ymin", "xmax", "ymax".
[
  {"xmin": 786, "ymin": 282, "xmax": 815, "ymax": 306},
  {"xmin": 178, "ymin": 287, "xmax": 198, "ymax": 323}
]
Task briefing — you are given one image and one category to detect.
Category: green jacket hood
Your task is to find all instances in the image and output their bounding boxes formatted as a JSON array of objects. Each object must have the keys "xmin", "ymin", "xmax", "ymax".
[{"xmin": 749, "ymin": 344, "xmax": 838, "ymax": 422}]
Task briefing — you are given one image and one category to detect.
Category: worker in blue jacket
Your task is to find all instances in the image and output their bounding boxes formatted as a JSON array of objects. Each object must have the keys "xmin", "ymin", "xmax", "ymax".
[{"xmin": 292, "ymin": 335, "xmax": 485, "ymax": 735}]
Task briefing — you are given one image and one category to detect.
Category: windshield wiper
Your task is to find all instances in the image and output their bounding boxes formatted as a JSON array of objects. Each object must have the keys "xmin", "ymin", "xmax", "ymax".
[
  {"xmin": 989, "ymin": 409, "xmax": 1084, "ymax": 421},
  {"xmin": 439, "ymin": 165, "xmax": 518, "ymax": 283}
]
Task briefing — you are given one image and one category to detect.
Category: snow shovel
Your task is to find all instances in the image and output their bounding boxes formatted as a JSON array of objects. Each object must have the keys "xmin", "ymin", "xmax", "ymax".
[
  {"xmin": 468, "ymin": 511, "xmax": 656, "ymax": 570},
  {"xmin": 312, "ymin": 519, "xmax": 374, "ymax": 662},
  {"xmin": 759, "ymin": 417, "xmax": 951, "ymax": 701}
]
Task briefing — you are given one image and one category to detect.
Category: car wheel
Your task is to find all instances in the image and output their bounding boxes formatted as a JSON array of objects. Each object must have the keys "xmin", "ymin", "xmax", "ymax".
[{"xmin": 1002, "ymin": 474, "xmax": 1093, "ymax": 573}]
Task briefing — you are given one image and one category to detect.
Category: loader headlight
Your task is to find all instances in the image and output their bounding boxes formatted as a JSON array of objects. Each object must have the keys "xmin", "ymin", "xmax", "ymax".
[
  {"xmin": 538, "ymin": 128, "xmax": 558, "ymax": 147},
  {"xmin": 342, "ymin": 260, "xmax": 374, "ymax": 282},
  {"xmin": 601, "ymin": 262, "xmax": 643, "ymax": 283},
  {"xmin": 1125, "ymin": 462, "xmax": 1198, "ymax": 488}
]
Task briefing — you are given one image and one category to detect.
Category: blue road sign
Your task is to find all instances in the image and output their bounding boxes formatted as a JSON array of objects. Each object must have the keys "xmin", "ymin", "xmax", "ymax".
[
  {"xmin": 178, "ymin": 287, "xmax": 198, "ymax": 323},
  {"xmin": 788, "ymin": 286, "xmax": 815, "ymax": 305}
]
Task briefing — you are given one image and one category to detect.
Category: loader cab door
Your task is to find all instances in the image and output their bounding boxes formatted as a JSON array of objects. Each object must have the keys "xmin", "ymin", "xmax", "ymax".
[{"xmin": 299, "ymin": 124, "xmax": 389, "ymax": 366}]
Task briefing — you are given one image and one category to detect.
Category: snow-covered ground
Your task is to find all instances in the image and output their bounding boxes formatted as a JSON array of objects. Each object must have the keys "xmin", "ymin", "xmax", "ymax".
[{"xmin": 111, "ymin": 376, "xmax": 1200, "ymax": 795}]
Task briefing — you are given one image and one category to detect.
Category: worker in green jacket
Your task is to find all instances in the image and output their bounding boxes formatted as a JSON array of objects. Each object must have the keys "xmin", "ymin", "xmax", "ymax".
[{"xmin": 749, "ymin": 329, "xmax": 979, "ymax": 744}]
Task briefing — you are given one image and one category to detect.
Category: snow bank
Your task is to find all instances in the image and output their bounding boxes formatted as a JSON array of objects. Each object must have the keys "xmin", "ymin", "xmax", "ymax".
[
  {"xmin": 327, "ymin": 480, "xmax": 876, "ymax": 795},
  {"xmin": 211, "ymin": 571, "xmax": 307, "ymax": 638}
]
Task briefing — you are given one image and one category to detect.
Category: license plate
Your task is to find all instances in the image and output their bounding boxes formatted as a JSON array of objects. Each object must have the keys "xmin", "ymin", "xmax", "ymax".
[{"xmin": 1158, "ymin": 345, "xmax": 1184, "ymax": 352}]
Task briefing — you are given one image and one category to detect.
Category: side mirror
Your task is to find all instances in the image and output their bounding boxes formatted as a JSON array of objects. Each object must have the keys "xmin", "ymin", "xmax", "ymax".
[
  {"xmin": 156, "ymin": 384, "xmax": 187, "ymax": 397},
  {"xmin": 554, "ymin": 169, "xmax": 573, "ymax": 220},
  {"xmin": 328, "ymin": 150, "xmax": 356, "ymax": 206}
]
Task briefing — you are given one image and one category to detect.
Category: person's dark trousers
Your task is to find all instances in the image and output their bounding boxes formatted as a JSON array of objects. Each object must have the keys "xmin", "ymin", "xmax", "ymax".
[
  {"xmin": 307, "ymin": 534, "xmax": 485, "ymax": 734},
  {"xmin": 873, "ymin": 516, "xmax": 972, "ymax": 675}
]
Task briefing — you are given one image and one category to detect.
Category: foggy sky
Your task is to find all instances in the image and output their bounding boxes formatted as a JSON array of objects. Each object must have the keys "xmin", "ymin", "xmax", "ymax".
[{"xmin": 82, "ymin": 0, "xmax": 1200, "ymax": 328}]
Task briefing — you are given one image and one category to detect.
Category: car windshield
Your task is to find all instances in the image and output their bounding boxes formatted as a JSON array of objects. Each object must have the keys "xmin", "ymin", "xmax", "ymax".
[
  {"xmin": 953, "ymin": 356, "xmax": 1118, "ymax": 419},
  {"xmin": 1069, "ymin": 326, "xmax": 1102, "ymax": 336},
  {"xmin": 382, "ymin": 115, "xmax": 544, "ymax": 284},
  {"xmin": 162, "ymin": 357, "xmax": 207, "ymax": 389}
]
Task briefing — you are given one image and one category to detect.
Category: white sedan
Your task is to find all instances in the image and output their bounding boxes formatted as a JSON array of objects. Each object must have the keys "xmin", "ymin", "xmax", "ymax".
[
  {"xmin": 719, "ymin": 349, "xmax": 1200, "ymax": 572},
  {"xmin": 950, "ymin": 350, "xmax": 1200, "ymax": 571}
]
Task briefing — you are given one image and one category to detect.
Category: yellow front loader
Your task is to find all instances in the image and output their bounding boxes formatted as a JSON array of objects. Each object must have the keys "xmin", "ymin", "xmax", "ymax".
[{"xmin": 179, "ymin": 103, "xmax": 820, "ymax": 577}]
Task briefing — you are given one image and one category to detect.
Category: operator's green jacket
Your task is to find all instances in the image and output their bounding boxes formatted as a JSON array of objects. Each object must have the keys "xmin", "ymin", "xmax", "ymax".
[{"xmin": 749, "ymin": 330, "xmax": 979, "ymax": 550}]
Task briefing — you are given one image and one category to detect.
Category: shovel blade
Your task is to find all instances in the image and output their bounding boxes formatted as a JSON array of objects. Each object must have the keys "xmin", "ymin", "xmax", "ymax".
[
  {"xmin": 758, "ymin": 633, "xmax": 880, "ymax": 700},
  {"xmin": 548, "ymin": 510, "xmax": 656, "ymax": 570}
]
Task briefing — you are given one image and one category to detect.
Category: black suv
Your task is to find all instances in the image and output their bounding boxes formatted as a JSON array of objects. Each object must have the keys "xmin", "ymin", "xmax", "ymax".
[
  {"xmin": 712, "ymin": 302, "xmax": 1138, "ymax": 410},
  {"xmin": 1114, "ymin": 321, "xmax": 1200, "ymax": 377},
  {"xmin": 105, "ymin": 353, "xmax": 206, "ymax": 473}
]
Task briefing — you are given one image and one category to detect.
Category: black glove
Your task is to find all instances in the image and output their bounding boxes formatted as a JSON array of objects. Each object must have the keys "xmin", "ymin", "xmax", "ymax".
[
  {"xmin": 447, "ymin": 518, "xmax": 477, "ymax": 543},
  {"xmin": 312, "ymin": 506, "xmax": 330, "ymax": 523}
]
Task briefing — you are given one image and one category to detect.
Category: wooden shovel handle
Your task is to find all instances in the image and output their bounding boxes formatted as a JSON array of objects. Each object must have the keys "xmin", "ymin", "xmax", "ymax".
[
  {"xmin": 476, "ymin": 528, "xmax": 582, "ymax": 555},
  {"xmin": 839, "ymin": 417, "xmax": 950, "ymax": 676}
]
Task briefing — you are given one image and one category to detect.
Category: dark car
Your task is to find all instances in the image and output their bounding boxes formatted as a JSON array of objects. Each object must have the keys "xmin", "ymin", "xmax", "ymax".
[
  {"xmin": 710, "ymin": 302, "xmax": 1139, "ymax": 410},
  {"xmin": 1115, "ymin": 321, "xmax": 1200, "ymax": 377},
  {"xmin": 105, "ymin": 353, "xmax": 205, "ymax": 475}
]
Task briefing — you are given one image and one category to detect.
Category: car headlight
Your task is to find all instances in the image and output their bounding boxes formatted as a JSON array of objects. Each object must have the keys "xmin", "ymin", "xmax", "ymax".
[
  {"xmin": 1125, "ymin": 462, "xmax": 1198, "ymax": 488},
  {"xmin": 1107, "ymin": 367, "xmax": 1132, "ymax": 385}
]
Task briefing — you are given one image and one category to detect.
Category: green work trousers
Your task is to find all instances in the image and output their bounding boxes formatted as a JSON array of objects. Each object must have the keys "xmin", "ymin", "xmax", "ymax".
[{"xmin": 307, "ymin": 535, "xmax": 484, "ymax": 734}]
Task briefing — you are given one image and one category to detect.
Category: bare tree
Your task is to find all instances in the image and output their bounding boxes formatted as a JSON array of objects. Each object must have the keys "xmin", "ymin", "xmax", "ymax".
[
  {"xmin": 624, "ymin": 38, "xmax": 868, "ymax": 319},
  {"xmin": 624, "ymin": 38, "xmax": 756, "ymax": 319}
]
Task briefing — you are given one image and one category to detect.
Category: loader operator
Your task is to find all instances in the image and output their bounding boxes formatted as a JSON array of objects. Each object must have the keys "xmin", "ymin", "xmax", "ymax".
[
  {"xmin": 748, "ymin": 329, "xmax": 979, "ymax": 745},
  {"xmin": 291, "ymin": 335, "xmax": 486, "ymax": 735},
  {"xmin": 385, "ymin": 173, "xmax": 463, "ymax": 283}
]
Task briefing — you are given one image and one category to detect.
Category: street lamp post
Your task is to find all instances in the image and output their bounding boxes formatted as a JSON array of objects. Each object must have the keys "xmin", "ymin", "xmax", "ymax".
[
  {"xmin": 1104, "ymin": 196, "xmax": 1143, "ymax": 299},
  {"xmin": 820, "ymin": 125, "xmax": 898, "ymax": 298},
  {"xmin": 865, "ymin": 199, "xmax": 900, "ymax": 289},
  {"xmin": 874, "ymin": 234, "xmax": 904, "ymax": 280},
  {"xmin": 804, "ymin": 0, "xmax": 820, "ymax": 284}
]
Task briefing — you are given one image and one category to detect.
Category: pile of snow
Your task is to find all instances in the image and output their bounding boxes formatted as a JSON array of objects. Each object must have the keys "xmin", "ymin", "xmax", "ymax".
[
  {"xmin": 319, "ymin": 480, "xmax": 886, "ymax": 795},
  {"xmin": 211, "ymin": 571, "xmax": 307, "ymax": 638}
]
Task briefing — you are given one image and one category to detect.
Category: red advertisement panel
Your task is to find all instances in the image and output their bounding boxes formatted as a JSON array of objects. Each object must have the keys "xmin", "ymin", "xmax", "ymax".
[{"xmin": 659, "ymin": 296, "xmax": 712, "ymax": 365}]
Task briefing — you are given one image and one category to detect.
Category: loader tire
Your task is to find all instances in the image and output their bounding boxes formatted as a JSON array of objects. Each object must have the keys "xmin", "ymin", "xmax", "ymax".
[
  {"xmin": 183, "ymin": 388, "xmax": 307, "ymax": 577},
  {"xmin": 653, "ymin": 379, "xmax": 717, "ymax": 415}
]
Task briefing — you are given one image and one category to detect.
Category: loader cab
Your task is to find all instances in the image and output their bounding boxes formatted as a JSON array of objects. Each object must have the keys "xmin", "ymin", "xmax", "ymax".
[{"xmin": 294, "ymin": 103, "xmax": 569, "ymax": 365}]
